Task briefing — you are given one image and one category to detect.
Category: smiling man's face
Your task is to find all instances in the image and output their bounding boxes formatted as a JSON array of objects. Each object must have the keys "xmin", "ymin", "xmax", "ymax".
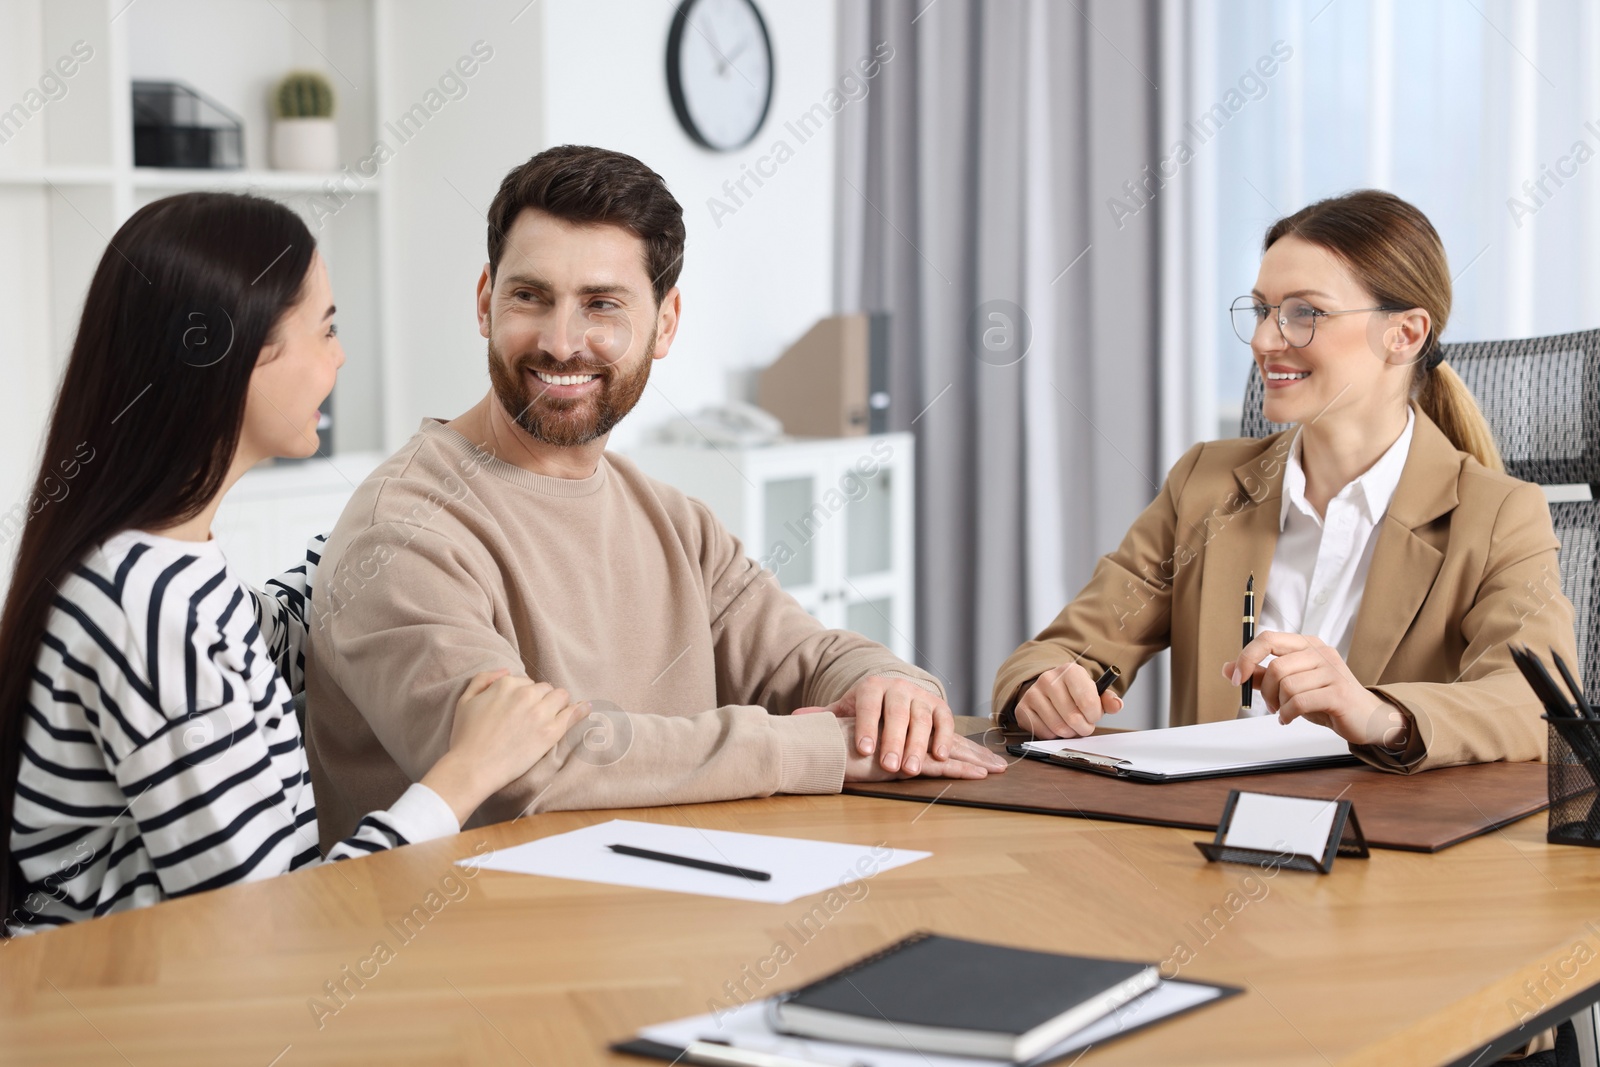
[{"xmin": 476, "ymin": 207, "xmax": 676, "ymax": 448}]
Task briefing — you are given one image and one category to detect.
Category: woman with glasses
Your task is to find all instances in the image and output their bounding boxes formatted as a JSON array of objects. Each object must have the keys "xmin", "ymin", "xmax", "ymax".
[{"xmin": 992, "ymin": 189, "xmax": 1578, "ymax": 773}]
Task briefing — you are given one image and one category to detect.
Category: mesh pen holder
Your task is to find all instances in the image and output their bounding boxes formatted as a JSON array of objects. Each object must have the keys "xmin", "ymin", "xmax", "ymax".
[{"xmin": 1546, "ymin": 715, "xmax": 1600, "ymax": 847}]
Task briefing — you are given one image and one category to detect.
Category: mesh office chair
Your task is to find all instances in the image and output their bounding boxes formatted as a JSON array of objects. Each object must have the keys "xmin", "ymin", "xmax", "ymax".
[{"xmin": 1239, "ymin": 327, "xmax": 1600, "ymax": 690}]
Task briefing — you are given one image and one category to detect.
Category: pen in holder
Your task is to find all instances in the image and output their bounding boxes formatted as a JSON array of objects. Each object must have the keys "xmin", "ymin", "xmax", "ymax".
[
  {"xmin": 1546, "ymin": 715, "xmax": 1600, "ymax": 847},
  {"xmin": 1512, "ymin": 643, "xmax": 1600, "ymax": 847}
]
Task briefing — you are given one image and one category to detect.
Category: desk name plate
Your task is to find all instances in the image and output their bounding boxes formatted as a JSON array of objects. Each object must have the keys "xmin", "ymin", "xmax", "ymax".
[{"xmin": 1195, "ymin": 790, "xmax": 1370, "ymax": 874}]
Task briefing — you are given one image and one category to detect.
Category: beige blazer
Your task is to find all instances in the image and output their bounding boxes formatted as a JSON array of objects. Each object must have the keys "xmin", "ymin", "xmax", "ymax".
[{"xmin": 992, "ymin": 404, "xmax": 1579, "ymax": 772}]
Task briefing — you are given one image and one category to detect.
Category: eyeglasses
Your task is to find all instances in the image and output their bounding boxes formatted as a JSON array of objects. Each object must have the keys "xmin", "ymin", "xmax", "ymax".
[{"xmin": 1229, "ymin": 295, "xmax": 1404, "ymax": 348}]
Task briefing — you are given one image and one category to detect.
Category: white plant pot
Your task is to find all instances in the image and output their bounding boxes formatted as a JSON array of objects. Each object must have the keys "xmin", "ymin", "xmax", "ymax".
[{"xmin": 271, "ymin": 117, "xmax": 339, "ymax": 171}]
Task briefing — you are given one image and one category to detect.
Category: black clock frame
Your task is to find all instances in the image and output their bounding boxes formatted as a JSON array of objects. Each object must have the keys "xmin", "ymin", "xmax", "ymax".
[{"xmin": 665, "ymin": 0, "xmax": 775, "ymax": 152}]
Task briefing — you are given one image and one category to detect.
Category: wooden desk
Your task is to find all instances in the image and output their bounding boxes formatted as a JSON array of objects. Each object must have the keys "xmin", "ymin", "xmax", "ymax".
[{"xmin": 3, "ymin": 721, "xmax": 1599, "ymax": 1066}]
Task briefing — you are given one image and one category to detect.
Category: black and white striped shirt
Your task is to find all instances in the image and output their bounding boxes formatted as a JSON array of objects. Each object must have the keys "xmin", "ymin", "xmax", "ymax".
[{"xmin": 8, "ymin": 530, "xmax": 457, "ymax": 934}]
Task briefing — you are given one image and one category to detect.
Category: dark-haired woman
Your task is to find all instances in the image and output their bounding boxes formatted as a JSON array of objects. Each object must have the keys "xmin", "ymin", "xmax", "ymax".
[
  {"xmin": 1, "ymin": 193, "xmax": 584, "ymax": 934},
  {"xmin": 994, "ymin": 189, "xmax": 1579, "ymax": 773}
]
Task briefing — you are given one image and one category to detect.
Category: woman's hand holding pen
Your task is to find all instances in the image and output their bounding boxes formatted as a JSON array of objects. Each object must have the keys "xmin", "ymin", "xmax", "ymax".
[
  {"xmin": 1012, "ymin": 663, "xmax": 1124, "ymax": 739},
  {"xmin": 1223, "ymin": 631, "xmax": 1411, "ymax": 750}
]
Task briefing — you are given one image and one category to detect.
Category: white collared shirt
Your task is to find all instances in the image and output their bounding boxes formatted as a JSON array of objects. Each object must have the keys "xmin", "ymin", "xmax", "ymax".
[{"xmin": 1242, "ymin": 409, "xmax": 1415, "ymax": 717}]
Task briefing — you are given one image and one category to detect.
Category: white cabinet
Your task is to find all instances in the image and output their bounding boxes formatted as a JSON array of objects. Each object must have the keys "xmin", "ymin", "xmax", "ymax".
[
  {"xmin": 211, "ymin": 452, "xmax": 382, "ymax": 587},
  {"xmin": 627, "ymin": 434, "xmax": 916, "ymax": 662}
]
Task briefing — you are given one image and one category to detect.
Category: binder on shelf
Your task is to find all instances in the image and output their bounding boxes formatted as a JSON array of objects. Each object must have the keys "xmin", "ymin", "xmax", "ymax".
[
  {"xmin": 757, "ymin": 313, "xmax": 890, "ymax": 437},
  {"xmin": 131, "ymin": 81, "xmax": 244, "ymax": 170}
]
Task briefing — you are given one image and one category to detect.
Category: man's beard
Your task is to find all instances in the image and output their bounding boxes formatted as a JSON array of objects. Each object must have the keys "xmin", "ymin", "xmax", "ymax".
[{"xmin": 486, "ymin": 328, "xmax": 655, "ymax": 448}]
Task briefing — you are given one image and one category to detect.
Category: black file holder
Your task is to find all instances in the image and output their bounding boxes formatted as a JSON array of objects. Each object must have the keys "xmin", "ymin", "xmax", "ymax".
[
  {"xmin": 1195, "ymin": 789, "xmax": 1369, "ymax": 874},
  {"xmin": 132, "ymin": 81, "xmax": 243, "ymax": 169},
  {"xmin": 1546, "ymin": 715, "xmax": 1600, "ymax": 847}
]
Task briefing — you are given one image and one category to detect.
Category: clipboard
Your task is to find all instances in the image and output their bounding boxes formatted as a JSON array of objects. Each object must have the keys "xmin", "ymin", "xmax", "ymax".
[
  {"xmin": 1005, "ymin": 743, "xmax": 1358, "ymax": 782},
  {"xmin": 1005, "ymin": 715, "xmax": 1358, "ymax": 783}
]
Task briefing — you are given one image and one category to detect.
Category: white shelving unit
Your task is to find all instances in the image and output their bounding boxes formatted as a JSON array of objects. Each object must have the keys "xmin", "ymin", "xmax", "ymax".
[
  {"xmin": 628, "ymin": 434, "xmax": 917, "ymax": 661},
  {"xmin": 210, "ymin": 450, "xmax": 384, "ymax": 586},
  {"xmin": 0, "ymin": 0, "xmax": 396, "ymax": 585}
]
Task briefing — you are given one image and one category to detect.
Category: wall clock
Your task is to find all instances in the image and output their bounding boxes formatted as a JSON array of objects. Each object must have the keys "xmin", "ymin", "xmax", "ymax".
[{"xmin": 666, "ymin": 0, "xmax": 774, "ymax": 151}]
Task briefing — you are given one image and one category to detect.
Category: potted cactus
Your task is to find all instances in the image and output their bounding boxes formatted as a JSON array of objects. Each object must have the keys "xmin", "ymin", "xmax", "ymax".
[{"xmin": 270, "ymin": 70, "xmax": 337, "ymax": 171}]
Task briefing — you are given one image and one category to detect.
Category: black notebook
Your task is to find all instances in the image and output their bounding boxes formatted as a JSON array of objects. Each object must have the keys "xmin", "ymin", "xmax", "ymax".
[{"xmin": 770, "ymin": 932, "xmax": 1160, "ymax": 1061}]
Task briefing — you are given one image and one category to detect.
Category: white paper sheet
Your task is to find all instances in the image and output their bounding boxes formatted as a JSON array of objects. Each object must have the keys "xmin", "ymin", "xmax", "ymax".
[
  {"xmin": 459, "ymin": 819, "xmax": 930, "ymax": 904},
  {"xmin": 1222, "ymin": 791, "xmax": 1339, "ymax": 856},
  {"xmin": 634, "ymin": 981, "xmax": 1229, "ymax": 1066},
  {"xmin": 1020, "ymin": 714, "xmax": 1352, "ymax": 778}
]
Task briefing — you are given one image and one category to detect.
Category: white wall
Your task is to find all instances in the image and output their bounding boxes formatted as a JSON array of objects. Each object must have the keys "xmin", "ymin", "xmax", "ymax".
[
  {"xmin": 541, "ymin": 0, "xmax": 837, "ymax": 452},
  {"xmin": 383, "ymin": 0, "xmax": 838, "ymax": 451},
  {"xmin": 378, "ymin": 0, "xmax": 545, "ymax": 446}
]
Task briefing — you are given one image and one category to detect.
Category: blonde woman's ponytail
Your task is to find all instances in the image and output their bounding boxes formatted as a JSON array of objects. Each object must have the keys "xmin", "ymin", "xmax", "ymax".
[{"xmin": 1417, "ymin": 361, "xmax": 1505, "ymax": 473}]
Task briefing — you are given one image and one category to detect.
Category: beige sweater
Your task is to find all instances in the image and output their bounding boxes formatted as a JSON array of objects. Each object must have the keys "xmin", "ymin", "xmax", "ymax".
[{"xmin": 306, "ymin": 420, "xmax": 940, "ymax": 849}]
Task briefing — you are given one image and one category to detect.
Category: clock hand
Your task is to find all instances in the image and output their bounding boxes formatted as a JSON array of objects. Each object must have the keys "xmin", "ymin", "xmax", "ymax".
[
  {"xmin": 700, "ymin": 17, "xmax": 723, "ymax": 53},
  {"xmin": 698, "ymin": 18, "xmax": 729, "ymax": 76}
]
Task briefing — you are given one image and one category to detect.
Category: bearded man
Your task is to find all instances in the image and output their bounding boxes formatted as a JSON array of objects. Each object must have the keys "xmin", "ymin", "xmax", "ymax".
[{"xmin": 305, "ymin": 145, "xmax": 1003, "ymax": 847}]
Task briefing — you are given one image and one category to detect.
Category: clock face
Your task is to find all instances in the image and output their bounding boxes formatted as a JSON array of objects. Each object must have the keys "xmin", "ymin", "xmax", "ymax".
[{"xmin": 666, "ymin": 0, "xmax": 774, "ymax": 151}]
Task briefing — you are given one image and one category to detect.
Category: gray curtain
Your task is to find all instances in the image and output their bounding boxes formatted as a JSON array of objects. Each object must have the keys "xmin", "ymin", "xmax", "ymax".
[{"xmin": 835, "ymin": 0, "xmax": 1170, "ymax": 724}]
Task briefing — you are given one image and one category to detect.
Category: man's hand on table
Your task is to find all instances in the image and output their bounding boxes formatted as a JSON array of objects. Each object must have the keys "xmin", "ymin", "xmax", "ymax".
[{"xmin": 794, "ymin": 675, "xmax": 1008, "ymax": 782}]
